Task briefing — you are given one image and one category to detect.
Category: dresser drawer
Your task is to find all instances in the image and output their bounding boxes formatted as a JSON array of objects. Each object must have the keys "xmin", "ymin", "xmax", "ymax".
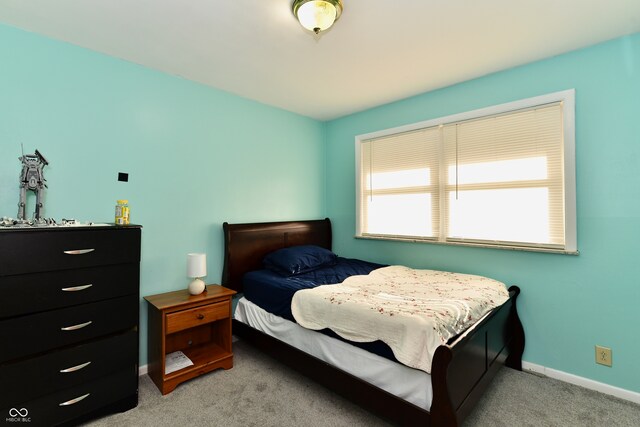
[
  {"xmin": 166, "ymin": 301, "xmax": 230, "ymax": 335},
  {"xmin": 0, "ymin": 263, "xmax": 139, "ymax": 318},
  {"xmin": 1, "ymin": 367, "xmax": 137, "ymax": 427},
  {"xmin": 0, "ymin": 295, "xmax": 138, "ymax": 363},
  {"xmin": 0, "ymin": 227, "xmax": 140, "ymax": 276},
  {"xmin": 0, "ymin": 330, "xmax": 137, "ymax": 404}
]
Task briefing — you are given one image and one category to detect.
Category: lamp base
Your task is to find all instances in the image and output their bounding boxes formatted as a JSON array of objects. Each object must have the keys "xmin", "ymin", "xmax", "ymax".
[{"xmin": 188, "ymin": 278, "xmax": 206, "ymax": 295}]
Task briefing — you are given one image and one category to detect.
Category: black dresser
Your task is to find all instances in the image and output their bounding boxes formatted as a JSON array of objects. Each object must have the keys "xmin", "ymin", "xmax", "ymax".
[{"xmin": 0, "ymin": 225, "xmax": 141, "ymax": 426}]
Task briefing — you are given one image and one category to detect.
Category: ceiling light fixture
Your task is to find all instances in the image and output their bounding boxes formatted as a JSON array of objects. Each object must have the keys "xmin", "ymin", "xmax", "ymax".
[{"xmin": 292, "ymin": 0, "xmax": 343, "ymax": 35}]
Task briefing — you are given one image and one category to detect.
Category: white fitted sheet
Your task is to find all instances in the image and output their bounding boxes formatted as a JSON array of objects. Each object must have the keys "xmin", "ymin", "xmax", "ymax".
[{"xmin": 234, "ymin": 296, "xmax": 432, "ymax": 410}]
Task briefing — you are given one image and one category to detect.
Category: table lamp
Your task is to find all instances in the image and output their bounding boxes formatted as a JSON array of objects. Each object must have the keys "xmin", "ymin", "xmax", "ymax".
[{"xmin": 187, "ymin": 253, "xmax": 207, "ymax": 295}]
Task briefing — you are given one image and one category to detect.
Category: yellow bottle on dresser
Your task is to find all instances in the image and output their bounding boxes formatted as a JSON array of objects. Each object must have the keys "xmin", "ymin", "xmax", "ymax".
[{"xmin": 115, "ymin": 199, "xmax": 130, "ymax": 225}]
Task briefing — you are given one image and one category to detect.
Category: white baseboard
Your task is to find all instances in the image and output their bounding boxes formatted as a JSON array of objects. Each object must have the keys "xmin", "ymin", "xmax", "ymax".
[
  {"xmin": 522, "ymin": 361, "xmax": 640, "ymax": 405},
  {"xmin": 139, "ymin": 364, "xmax": 148, "ymax": 376}
]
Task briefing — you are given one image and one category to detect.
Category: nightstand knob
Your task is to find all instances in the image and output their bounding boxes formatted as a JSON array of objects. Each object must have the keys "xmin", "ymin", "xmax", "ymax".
[{"xmin": 197, "ymin": 314, "xmax": 205, "ymax": 320}]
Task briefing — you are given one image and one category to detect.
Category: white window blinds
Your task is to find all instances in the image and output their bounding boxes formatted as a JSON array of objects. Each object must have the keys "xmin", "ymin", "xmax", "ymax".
[
  {"xmin": 443, "ymin": 103, "xmax": 565, "ymax": 248},
  {"xmin": 360, "ymin": 127, "xmax": 440, "ymax": 239},
  {"xmin": 356, "ymin": 91, "xmax": 576, "ymax": 252}
]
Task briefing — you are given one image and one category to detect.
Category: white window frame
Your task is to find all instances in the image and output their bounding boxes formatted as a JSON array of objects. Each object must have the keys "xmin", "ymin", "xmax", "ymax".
[{"xmin": 355, "ymin": 89, "xmax": 577, "ymax": 254}]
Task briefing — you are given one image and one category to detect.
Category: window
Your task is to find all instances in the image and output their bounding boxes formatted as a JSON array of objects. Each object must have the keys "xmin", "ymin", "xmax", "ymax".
[{"xmin": 356, "ymin": 90, "xmax": 576, "ymax": 253}]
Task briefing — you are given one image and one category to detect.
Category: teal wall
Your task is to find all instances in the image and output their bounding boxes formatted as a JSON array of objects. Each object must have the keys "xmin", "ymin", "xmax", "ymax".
[
  {"xmin": 2, "ymin": 20, "xmax": 638, "ymax": 395},
  {"xmin": 0, "ymin": 24, "xmax": 325, "ymax": 365},
  {"xmin": 325, "ymin": 34, "xmax": 640, "ymax": 393}
]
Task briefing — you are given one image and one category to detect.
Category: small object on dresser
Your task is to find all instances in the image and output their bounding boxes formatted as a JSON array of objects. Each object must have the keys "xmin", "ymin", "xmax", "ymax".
[
  {"xmin": 17, "ymin": 147, "xmax": 49, "ymax": 221},
  {"xmin": 187, "ymin": 253, "xmax": 207, "ymax": 295},
  {"xmin": 115, "ymin": 199, "xmax": 130, "ymax": 225}
]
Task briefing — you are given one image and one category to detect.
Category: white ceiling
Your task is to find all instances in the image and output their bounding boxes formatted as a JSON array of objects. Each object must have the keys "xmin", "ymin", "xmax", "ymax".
[{"xmin": 1, "ymin": 0, "xmax": 639, "ymax": 121}]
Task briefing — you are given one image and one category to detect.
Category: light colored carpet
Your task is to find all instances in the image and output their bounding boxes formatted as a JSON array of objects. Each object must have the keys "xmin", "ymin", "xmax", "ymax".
[
  {"xmin": 463, "ymin": 367, "xmax": 640, "ymax": 426},
  {"xmin": 85, "ymin": 339, "xmax": 640, "ymax": 426}
]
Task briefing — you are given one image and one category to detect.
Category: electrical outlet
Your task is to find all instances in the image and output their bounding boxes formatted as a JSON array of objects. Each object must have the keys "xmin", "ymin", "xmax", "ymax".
[{"xmin": 595, "ymin": 345, "xmax": 612, "ymax": 367}]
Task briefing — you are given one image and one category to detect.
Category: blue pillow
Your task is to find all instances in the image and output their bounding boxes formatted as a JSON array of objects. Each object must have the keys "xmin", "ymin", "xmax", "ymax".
[{"xmin": 263, "ymin": 245, "xmax": 337, "ymax": 276}]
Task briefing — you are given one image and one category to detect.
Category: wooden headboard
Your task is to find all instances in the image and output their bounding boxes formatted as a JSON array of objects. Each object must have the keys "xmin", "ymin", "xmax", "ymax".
[{"xmin": 221, "ymin": 218, "xmax": 332, "ymax": 293}]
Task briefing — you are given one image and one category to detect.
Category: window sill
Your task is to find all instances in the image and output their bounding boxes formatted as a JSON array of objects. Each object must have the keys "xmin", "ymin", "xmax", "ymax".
[{"xmin": 355, "ymin": 235, "xmax": 579, "ymax": 255}]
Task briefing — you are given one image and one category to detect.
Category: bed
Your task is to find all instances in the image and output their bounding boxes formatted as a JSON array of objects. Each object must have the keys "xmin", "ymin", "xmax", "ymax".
[{"xmin": 222, "ymin": 218, "xmax": 525, "ymax": 426}]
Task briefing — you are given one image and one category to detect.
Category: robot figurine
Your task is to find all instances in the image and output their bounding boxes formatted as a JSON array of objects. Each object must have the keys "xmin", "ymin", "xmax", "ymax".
[{"xmin": 18, "ymin": 149, "xmax": 49, "ymax": 222}]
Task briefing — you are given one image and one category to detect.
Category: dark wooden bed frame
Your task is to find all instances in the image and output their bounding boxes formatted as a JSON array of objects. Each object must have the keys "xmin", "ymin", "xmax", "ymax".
[{"xmin": 222, "ymin": 218, "xmax": 525, "ymax": 426}]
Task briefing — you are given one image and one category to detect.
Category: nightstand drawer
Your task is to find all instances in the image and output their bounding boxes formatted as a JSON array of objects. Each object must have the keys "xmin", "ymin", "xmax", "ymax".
[{"xmin": 166, "ymin": 301, "xmax": 229, "ymax": 335}]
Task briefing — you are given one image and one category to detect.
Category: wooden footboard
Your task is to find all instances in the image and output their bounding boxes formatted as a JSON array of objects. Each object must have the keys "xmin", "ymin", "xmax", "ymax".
[
  {"xmin": 223, "ymin": 218, "xmax": 525, "ymax": 426},
  {"xmin": 431, "ymin": 286, "xmax": 525, "ymax": 425}
]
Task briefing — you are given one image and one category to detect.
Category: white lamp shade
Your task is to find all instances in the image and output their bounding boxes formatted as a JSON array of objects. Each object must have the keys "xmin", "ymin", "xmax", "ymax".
[{"xmin": 187, "ymin": 253, "xmax": 207, "ymax": 278}]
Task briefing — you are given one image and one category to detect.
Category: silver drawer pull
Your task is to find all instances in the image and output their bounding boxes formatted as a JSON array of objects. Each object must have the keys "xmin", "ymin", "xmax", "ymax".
[
  {"xmin": 60, "ymin": 283, "xmax": 93, "ymax": 292},
  {"xmin": 61, "ymin": 284, "xmax": 93, "ymax": 292},
  {"xmin": 59, "ymin": 393, "xmax": 90, "ymax": 406},
  {"xmin": 63, "ymin": 248, "xmax": 95, "ymax": 255},
  {"xmin": 60, "ymin": 321, "xmax": 92, "ymax": 331},
  {"xmin": 60, "ymin": 361, "xmax": 92, "ymax": 373}
]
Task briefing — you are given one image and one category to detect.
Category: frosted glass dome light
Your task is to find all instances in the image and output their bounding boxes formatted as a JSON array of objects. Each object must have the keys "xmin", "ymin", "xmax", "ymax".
[{"xmin": 293, "ymin": 0, "xmax": 343, "ymax": 34}]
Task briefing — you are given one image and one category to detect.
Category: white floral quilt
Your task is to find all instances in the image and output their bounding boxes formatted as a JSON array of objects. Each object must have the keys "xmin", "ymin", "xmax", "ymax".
[{"xmin": 291, "ymin": 265, "xmax": 509, "ymax": 373}]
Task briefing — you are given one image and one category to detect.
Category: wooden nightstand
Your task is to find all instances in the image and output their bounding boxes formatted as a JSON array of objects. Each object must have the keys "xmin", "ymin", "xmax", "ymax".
[{"xmin": 144, "ymin": 285, "xmax": 236, "ymax": 394}]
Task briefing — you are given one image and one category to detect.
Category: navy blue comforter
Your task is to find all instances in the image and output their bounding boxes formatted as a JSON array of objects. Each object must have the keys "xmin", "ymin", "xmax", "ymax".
[
  {"xmin": 243, "ymin": 257, "xmax": 384, "ymax": 322},
  {"xmin": 243, "ymin": 256, "xmax": 398, "ymax": 361}
]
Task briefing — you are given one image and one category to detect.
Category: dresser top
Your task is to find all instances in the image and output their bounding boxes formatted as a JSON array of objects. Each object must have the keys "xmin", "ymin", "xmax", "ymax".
[{"xmin": 0, "ymin": 224, "xmax": 142, "ymax": 233}]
